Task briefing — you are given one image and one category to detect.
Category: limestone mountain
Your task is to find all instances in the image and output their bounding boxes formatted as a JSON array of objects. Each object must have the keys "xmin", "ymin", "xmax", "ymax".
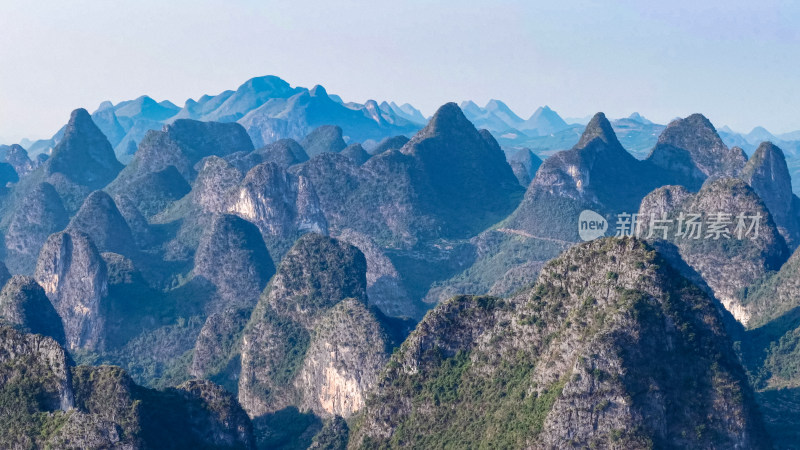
[
  {"xmin": 2, "ymin": 144, "xmax": 36, "ymax": 177},
  {"xmin": 4, "ymin": 182, "xmax": 69, "ymax": 274},
  {"xmin": 335, "ymin": 229, "xmax": 416, "ymax": 318},
  {"xmin": 115, "ymin": 95, "xmax": 180, "ymax": 122},
  {"xmin": 300, "ymin": 124, "xmax": 347, "ymax": 158},
  {"xmin": 90, "ymin": 104, "xmax": 127, "ymax": 148},
  {"xmin": 638, "ymin": 178, "xmax": 789, "ymax": 325},
  {"xmin": 0, "ymin": 324, "xmax": 255, "ymax": 449},
  {"xmin": 506, "ymin": 147, "xmax": 543, "ymax": 186},
  {"xmin": 739, "ymin": 141, "xmax": 800, "ymax": 248},
  {"xmin": 743, "ymin": 245, "xmax": 800, "ymax": 329},
  {"xmin": 504, "ymin": 112, "xmax": 660, "ymax": 242},
  {"xmin": 110, "ymin": 118, "xmax": 253, "ymax": 190},
  {"xmin": 107, "ymin": 119, "xmax": 251, "ymax": 217},
  {"xmin": 398, "ymin": 103, "xmax": 523, "ymax": 236},
  {"xmin": 340, "ymin": 143, "xmax": 370, "ymax": 165},
  {"xmin": 192, "ymin": 156, "xmax": 244, "ymax": 214},
  {"xmin": 350, "ymin": 238, "xmax": 770, "ymax": 448},
  {"xmin": 237, "ymin": 83, "xmax": 418, "ymax": 148},
  {"xmin": 193, "ymin": 214, "xmax": 275, "ymax": 314},
  {"xmin": 66, "ymin": 190, "xmax": 137, "ymax": 256},
  {"xmin": 0, "ymin": 275, "xmax": 65, "ymax": 345},
  {"xmin": 238, "ymin": 234, "xmax": 390, "ymax": 428},
  {"xmin": 521, "ymin": 105, "xmax": 570, "ymax": 135},
  {"xmin": 181, "ymin": 75, "xmax": 302, "ymax": 123},
  {"xmin": 228, "ymin": 162, "xmax": 328, "ymax": 257},
  {"xmin": 33, "ymin": 108, "xmax": 123, "ymax": 211},
  {"xmin": 34, "ymin": 231, "xmax": 109, "ymax": 351},
  {"xmin": 254, "ymin": 138, "xmax": 309, "ymax": 168},
  {"xmin": 647, "ymin": 113, "xmax": 747, "ymax": 190},
  {"xmin": 0, "ymin": 325, "xmax": 73, "ymax": 448},
  {"xmin": 460, "ymin": 100, "xmax": 520, "ymax": 132},
  {"xmin": 370, "ymin": 135, "xmax": 409, "ymax": 155}
]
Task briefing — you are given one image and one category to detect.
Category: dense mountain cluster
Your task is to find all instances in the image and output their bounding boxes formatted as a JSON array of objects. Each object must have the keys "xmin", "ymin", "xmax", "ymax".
[{"xmin": 2, "ymin": 75, "xmax": 800, "ymax": 448}]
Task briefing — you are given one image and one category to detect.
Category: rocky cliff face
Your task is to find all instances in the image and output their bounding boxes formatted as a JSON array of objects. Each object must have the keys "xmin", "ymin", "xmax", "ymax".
[
  {"xmin": 34, "ymin": 231, "xmax": 108, "ymax": 351},
  {"xmin": 193, "ymin": 214, "xmax": 275, "ymax": 313},
  {"xmin": 107, "ymin": 118, "xmax": 253, "ymax": 217},
  {"xmin": 238, "ymin": 234, "xmax": 390, "ymax": 421},
  {"xmin": 0, "ymin": 275, "xmax": 66, "ymax": 345},
  {"xmin": 350, "ymin": 238, "xmax": 770, "ymax": 449},
  {"xmin": 0, "ymin": 324, "xmax": 256, "ymax": 449},
  {"xmin": 192, "ymin": 156, "xmax": 244, "ymax": 213},
  {"xmin": 739, "ymin": 141, "xmax": 800, "ymax": 248},
  {"xmin": 527, "ymin": 112, "xmax": 661, "ymax": 214},
  {"xmin": 295, "ymin": 298, "xmax": 389, "ymax": 418},
  {"xmin": 638, "ymin": 178, "xmax": 789, "ymax": 325},
  {"xmin": 4, "ymin": 182, "xmax": 69, "ymax": 274},
  {"xmin": 228, "ymin": 162, "xmax": 327, "ymax": 256}
]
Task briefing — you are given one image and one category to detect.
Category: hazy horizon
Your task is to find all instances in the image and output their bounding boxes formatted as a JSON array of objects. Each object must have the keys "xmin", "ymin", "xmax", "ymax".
[{"xmin": 2, "ymin": 0, "xmax": 799, "ymax": 143}]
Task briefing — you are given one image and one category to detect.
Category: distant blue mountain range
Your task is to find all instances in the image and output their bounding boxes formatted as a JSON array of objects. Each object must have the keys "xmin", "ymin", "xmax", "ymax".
[{"xmin": 10, "ymin": 75, "xmax": 800, "ymax": 192}]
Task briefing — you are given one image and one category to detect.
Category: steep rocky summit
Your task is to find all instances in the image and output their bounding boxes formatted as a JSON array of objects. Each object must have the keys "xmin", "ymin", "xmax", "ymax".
[
  {"xmin": 638, "ymin": 178, "xmax": 789, "ymax": 325},
  {"xmin": 238, "ymin": 234, "xmax": 390, "ymax": 422},
  {"xmin": 34, "ymin": 231, "xmax": 109, "ymax": 351},
  {"xmin": 351, "ymin": 238, "xmax": 769, "ymax": 448}
]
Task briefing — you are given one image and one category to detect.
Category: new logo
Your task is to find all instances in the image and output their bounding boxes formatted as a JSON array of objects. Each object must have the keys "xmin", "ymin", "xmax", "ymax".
[{"xmin": 578, "ymin": 210, "xmax": 607, "ymax": 241}]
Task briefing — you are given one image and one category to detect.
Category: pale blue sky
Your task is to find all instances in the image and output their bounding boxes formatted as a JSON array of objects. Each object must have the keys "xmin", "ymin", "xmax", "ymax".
[{"xmin": 1, "ymin": 0, "xmax": 799, "ymax": 142}]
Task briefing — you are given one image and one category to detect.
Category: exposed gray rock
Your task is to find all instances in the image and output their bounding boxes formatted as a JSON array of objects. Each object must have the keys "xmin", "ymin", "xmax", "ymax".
[
  {"xmin": 192, "ymin": 156, "xmax": 243, "ymax": 213},
  {"xmin": 239, "ymin": 234, "xmax": 389, "ymax": 420},
  {"xmin": 4, "ymin": 144, "xmax": 36, "ymax": 177},
  {"xmin": 34, "ymin": 231, "xmax": 108, "ymax": 351},
  {"xmin": 351, "ymin": 238, "xmax": 770, "ymax": 448},
  {"xmin": 0, "ymin": 325, "xmax": 73, "ymax": 413},
  {"xmin": 228, "ymin": 162, "xmax": 327, "ymax": 256},
  {"xmin": 647, "ymin": 113, "xmax": 746, "ymax": 189},
  {"xmin": 295, "ymin": 298, "xmax": 389, "ymax": 418},
  {"xmin": 638, "ymin": 178, "xmax": 789, "ymax": 325}
]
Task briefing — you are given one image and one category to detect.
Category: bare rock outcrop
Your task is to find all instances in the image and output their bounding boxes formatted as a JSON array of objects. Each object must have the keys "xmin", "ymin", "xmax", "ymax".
[{"xmin": 34, "ymin": 231, "xmax": 108, "ymax": 351}]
